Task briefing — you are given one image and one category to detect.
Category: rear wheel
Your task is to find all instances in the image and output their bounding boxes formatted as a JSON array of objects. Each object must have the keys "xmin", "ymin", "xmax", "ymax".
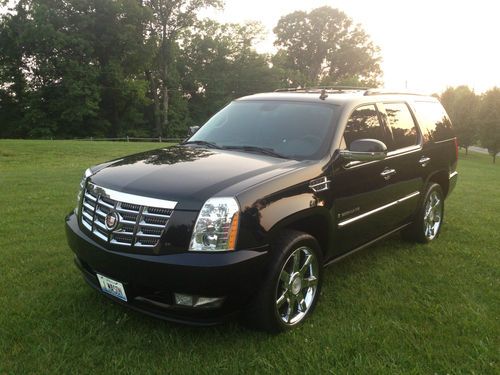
[
  {"xmin": 244, "ymin": 230, "xmax": 323, "ymax": 332},
  {"xmin": 403, "ymin": 183, "xmax": 444, "ymax": 243}
]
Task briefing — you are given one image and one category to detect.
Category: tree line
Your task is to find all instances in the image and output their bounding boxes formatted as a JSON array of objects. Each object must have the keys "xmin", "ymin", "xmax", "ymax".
[
  {"xmin": 0, "ymin": 1, "xmax": 381, "ymax": 139},
  {"xmin": 440, "ymin": 86, "xmax": 500, "ymax": 163},
  {"xmin": 2, "ymin": 1, "xmax": 498, "ymax": 162}
]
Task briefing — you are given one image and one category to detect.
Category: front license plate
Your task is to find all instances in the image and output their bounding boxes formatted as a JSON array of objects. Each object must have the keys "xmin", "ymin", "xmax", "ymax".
[{"xmin": 96, "ymin": 274, "xmax": 127, "ymax": 302}]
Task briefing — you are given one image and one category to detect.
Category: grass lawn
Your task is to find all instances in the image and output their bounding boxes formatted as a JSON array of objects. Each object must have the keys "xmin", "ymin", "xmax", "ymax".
[{"xmin": 0, "ymin": 140, "xmax": 498, "ymax": 374}]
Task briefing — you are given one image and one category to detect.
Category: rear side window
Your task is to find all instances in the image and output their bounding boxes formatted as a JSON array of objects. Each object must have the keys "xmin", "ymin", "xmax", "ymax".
[
  {"xmin": 383, "ymin": 102, "xmax": 418, "ymax": 150},
  {"xmin": 413, "ymin": 101, "xmax": 454, "ymax": 142},
  {"xmin": 342, "ymin": 105, "xmax": 386, "ymax": 149}
]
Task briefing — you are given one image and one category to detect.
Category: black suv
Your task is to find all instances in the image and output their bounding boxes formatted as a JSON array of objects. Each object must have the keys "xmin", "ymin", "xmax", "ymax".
[{"xmin": 66, "ymin": 87, "xmax": 458, "ymax": 332}]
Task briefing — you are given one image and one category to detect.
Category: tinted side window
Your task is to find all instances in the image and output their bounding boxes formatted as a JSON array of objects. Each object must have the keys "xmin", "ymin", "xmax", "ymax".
[
  {"xmin": 384, "ymin": 103, "xmax": 418, "ymax": 150},
  {"xmin": 343, "ymin": 105, "xmax": 385, "ymax": 149},
  {"xmin": 413, "ymin": 101, "xmax": 454, "ymax": 142}
]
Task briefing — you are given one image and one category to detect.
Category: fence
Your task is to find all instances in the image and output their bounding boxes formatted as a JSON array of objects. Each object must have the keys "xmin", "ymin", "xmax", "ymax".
[{"xmin": 73, "ymin": 136, "xmax": 183, "ymax": 143}]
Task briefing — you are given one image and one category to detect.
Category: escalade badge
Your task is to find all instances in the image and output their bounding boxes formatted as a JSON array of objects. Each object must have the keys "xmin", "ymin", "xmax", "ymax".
[{"xmin": 105, "ymin": 211, "xmax": 120, "ymax": 231}]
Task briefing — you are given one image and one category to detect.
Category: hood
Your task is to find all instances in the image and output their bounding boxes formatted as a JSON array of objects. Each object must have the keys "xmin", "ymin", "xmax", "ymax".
[{"xmin": 89, "ymin": 145, "xmax": 305, "ymax": 210}]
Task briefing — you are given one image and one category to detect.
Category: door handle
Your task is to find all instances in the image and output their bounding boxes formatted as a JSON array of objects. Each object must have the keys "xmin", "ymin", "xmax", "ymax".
[
  {"xmin": 419, "ymin": 156, "xmax": 431, "ymax": 167},
  {"xmin": 380, "ymin": 168, "xmax": 397, "ymax": 180}
]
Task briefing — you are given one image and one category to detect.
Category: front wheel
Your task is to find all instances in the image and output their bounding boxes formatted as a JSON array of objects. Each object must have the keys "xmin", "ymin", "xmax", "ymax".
[
  {"xmin": 244, "ymin": 230, "xmax": 323, "ymax": 332},
  {"xmin": 403, "ymin": 183, "xmax": 444, "ymax": 243}
]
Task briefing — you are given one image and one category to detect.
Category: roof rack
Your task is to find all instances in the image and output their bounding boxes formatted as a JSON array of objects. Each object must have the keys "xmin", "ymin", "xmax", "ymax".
[
  {"xmin": 273, "ymin": 87, "xmax": 430, "ymax": 98},
  {"xmin": 363, "ymin": 89, "xmax": 429, "ymax": 96},
  {"xmin": 274, "ymin": 86, "xmax": 370, "ymax": 93}
]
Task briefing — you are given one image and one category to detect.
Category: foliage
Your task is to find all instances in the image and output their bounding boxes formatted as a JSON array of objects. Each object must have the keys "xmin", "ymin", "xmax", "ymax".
[
  {"xmin": 142, "ymin": 0, "xmax": 223, "ymax": 138},
  {"xmin": 179, "ymin": 20, "xmax": 277, "ymax": 125},
  {"xmin": 273, "ymin": 6, "xmax": 382, "ymax": 87},
  {"xmin": 477, "ymin": 88, "xmax": 500, "ymax": 163},
  {"xmin": 440, "ymin": 86, "xmax": 479, "ymax": 154},
  {"xmin": 0, "ymin": 3, "xmax": 385, "ymax": 139},
  {"xmin": 0, "ymin": 0, "xmax": 154, "ymax": 138}
]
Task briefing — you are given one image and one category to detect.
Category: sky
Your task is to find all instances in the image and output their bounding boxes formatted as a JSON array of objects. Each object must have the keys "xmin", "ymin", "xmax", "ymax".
[
  {"xmin": 203, "ymin": 0, "xmax": 500, "ymax": 94},
  {"xmin": 1, "ymin": 0, "xmax": 498, "ymax": 94}
]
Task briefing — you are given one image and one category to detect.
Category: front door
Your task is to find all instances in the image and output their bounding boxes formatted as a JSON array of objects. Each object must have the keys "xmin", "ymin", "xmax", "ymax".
[{"xmin": 331, "ymin": 104, "xmax": 397, "ymax": 254}]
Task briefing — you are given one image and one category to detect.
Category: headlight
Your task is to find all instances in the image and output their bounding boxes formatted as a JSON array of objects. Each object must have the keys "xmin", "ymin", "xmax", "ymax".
[
  {"xmin": 75, "ymin": 168, "xmax": 93, "ymax": 214},
  {"xmin": 189, "ymin": 197, "xmax": 240, "ymax": 252},
  {"xmin": 81, "ymin": 168, "xmax": 93, "ymax": 188}
]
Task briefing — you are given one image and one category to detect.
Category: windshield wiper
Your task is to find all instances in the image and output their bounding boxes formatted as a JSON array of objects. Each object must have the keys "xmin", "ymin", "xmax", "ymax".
[
  {"xmin": 182, "ymin": 140, "xmax": 221, "ymax": 149},
  {"xmin": 222, "ymin": 145, "xmax": 288, "ymax": 159}
]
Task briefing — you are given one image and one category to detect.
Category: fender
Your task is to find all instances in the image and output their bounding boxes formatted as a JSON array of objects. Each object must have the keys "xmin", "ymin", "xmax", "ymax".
[
  {"xmin": 237, "ymin": 180, "xmax": 334, "ymax": 256},
  {"xmin": 266, "ymin": 206, "xmax": 334, "ymax": 257},
  {"xmin": 423, "ymin": 169, "xmax": 452, "ymax": 197}
]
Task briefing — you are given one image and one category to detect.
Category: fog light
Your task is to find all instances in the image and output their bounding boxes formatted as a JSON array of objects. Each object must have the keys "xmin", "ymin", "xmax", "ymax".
[
  {"xmin": 174, "ymin": 293, "xmax": 194, "ymax": 306},
  {"xmin": 174, "ymin": 293, "xmax": 224, "ymax": 308}
]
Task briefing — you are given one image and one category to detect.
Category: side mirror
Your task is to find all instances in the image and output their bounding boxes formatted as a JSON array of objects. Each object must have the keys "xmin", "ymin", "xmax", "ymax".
[
  {"xmin": 340, "ymin": 139, "xmax": 387, "ymax": 162},
  {"xmin": 188, "ymin": 126, "xmax": 200, "ymax": 136}
]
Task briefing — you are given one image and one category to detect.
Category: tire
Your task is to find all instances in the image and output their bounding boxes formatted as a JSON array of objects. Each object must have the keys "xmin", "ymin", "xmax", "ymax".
[
  {"xmin": 402, "ymin": 183, "xmax": 445, "ymax": 243},
  {"xmin": 244, "ymin": 230, "xmax": 323, "ymax": 333}
]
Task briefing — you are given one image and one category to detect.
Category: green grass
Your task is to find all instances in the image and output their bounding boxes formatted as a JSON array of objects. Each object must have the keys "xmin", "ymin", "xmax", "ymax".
[{"xmin": 0, "ymin": 140, "xmax": 498, "ymax": 374}]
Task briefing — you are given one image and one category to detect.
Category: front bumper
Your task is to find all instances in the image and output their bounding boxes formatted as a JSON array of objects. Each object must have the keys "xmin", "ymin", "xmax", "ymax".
[{"xmin": 65, "ymin": 213, "xmax": 269, "ymax": 325}]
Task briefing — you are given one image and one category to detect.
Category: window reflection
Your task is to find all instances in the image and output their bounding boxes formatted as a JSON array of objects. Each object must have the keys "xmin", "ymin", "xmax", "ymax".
[
  {"xmin": 413, "ymin": 101, "xmax": 454, "ymax": 142},
  {"xmin": 343, "ymin": 105, "xmax": 385, "ymax": 148},
  {"xmin": 384, "ymin": 103, "xmax": 418, "ymax": 150}
]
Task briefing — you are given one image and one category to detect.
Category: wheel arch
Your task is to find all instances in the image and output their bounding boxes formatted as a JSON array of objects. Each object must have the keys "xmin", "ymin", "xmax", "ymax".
[
  {"xmin": 426, "ymin": 169, "xmax": 450, "ymax": 197},
  {"xmin": 267, "ymin": 207, "xmax": 334, "ymax": 258}
]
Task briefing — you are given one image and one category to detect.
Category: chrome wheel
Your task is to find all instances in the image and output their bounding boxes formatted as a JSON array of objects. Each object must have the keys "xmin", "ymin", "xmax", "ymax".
[
  {"xmin": 275, "ymin": 246, "xmax": 319, "ymax": 326},
  {"xmin": 423, "ymin": 190, "xmax": 443, "ymax": 240}
]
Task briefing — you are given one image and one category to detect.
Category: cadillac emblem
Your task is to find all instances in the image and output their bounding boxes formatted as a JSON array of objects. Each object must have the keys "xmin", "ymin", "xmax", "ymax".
[{"xmin": 105, "ymin": 211, "xmax": 120, "ymax": 231}]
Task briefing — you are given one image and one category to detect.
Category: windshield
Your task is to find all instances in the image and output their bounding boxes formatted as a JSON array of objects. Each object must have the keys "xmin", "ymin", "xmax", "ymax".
[{"xmin": 187, "ymin": 100, "xmax": 339, "ymax": 160}]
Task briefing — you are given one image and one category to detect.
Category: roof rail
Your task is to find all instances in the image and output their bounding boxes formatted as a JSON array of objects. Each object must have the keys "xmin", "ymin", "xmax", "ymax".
[
  {"xmin": 274, "ymin": 86, "xmax": 370, "ymax": 93},
  {"xmin": 364, "ymin": 89, "xmax": 429, "ymax": 96}
]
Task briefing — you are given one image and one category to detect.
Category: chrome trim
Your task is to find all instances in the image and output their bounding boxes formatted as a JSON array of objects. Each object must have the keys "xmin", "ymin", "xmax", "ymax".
[
  {"xmin": 276, "ymin": 246, "xmax": 319, "ymax": 325},
  {"xmin": 309, "ymin": 176, "xmax": 331, "ymax": 192},
  {"xmin": 84, "ymin": 168, "xmax": 94, "ymax": 179},
  {"xmin": 386, "ymin": 145, "xmax": 421, "ymax": 158},
  {"xmin": 339, "ymin": 149, "xmax": 387, "ymax": 162},
  {"xmin": 338, "ymin": 191, "xmax": 420, "ymax": 228},
  {"xmin": 80, "ymin": 182, "xmax": 176, "ymax": 248},
  {"xmin": 419, "ymin": 156, "xmax": 431, "ymax": 167},
  {"xmin": 84, "ymin": 192, "xmax": 96, "ymax": 202},
  {"xmin": 449, "ymin": 171, "xmax": 458, "ymax": 179},
  {"xmin": 380, "ymin": 168, "xmax": 397, "ymax": 180},
  {"xmin": 88, "ymin": 182, "xmax": 177, "ymax": 210},
  {"xmin": 324, "ymin": 223, "xmax": 411, "ymax": 267},
  {"xmin": 423, "ymin": 190, "xmax": 443, "ymax": 240},
  {"xmin": 344, "ymin": 145, "xmax": 422, "ymax": 169}
]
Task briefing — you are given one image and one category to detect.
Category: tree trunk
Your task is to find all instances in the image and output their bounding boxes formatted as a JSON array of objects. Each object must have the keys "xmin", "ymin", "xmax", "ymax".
[
  {"xmin": 465, "ymin": 146, "xmax": 468, "ymax": 155},
  {"xmin": 158, "ymin": 34, "xmax": 170, "ymax": 139},
  {"xmin": 146, "ymin": 70, "xmax": 161, "ymax": 138},
  {"xmin": 161, "ymin": 81, "xmax": 169, "ymax": 139},
  {"xmin": 159, "ymin": 58, "xmax": 169, "ymax": 138}
]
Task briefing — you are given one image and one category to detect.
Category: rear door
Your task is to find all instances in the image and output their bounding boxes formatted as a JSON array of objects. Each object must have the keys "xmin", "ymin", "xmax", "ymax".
[{"xmin": 376, "ymin": 101, "xmax": 424, "ymax": 229}]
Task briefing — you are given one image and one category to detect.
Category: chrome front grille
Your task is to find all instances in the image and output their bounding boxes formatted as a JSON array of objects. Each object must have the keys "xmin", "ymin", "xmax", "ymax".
[{"xmin": 80, "ymin": 183, "xmax": 177, "ymax": 248}]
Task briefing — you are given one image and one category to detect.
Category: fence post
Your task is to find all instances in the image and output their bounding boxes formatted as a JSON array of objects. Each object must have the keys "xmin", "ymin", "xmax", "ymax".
[
  {"xmin": 90, "ymin": 136, "xmax": 93, "ymax": 141},
  {"xmin": 159, "ymin": 136, "xmax": 162, "ymax": 143},
  {"xmin": 126, "ymin": 136, "xmax": 129, "ymax": 142}
]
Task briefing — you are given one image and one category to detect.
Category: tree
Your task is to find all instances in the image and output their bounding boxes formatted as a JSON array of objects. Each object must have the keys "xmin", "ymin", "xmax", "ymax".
[
  {"xmin": 440, "ymin": 86, "xmax": 479, "ymax": 155},
  {"xmin": 273, "ymin": 6, "xmax": 382, "ymax": 87},
  {"xmin": 478, "ymin": 88, "xmax": 500, "ymax": 163},
  {"xmin": 179, "ymin": 20, "xmax": 278, "ymax": 126},
  {"xmin": 0, "ymin": 0, "xmax": 153, "ymax": 138},
  {"xmin": 143, "ymin": 0, "xmax": 222, "ymax": 138}
]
